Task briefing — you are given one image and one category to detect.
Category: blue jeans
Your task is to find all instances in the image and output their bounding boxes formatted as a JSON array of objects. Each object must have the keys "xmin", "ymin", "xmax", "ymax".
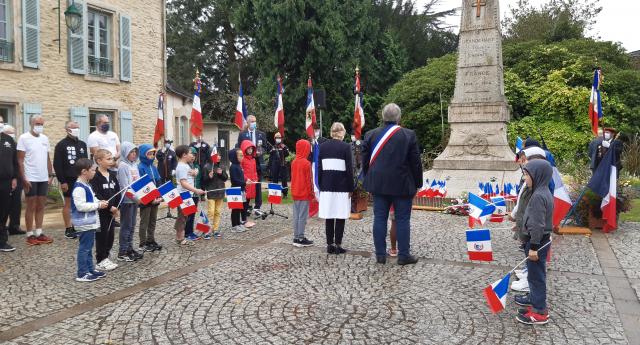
[
  {"xmin": 372, "ymin": 195, "xmax": 413, "ymax": 259},
  {"xmin": 77, "ymin": 230, "xmax": 96, "ymax": 277},
  {"xmin": 119, "ymin": 203, "xmax": 137, "ymax": 254},
  {"xmin": 525, "ymin": 238, "xmax": 550, "ymax": 314}
]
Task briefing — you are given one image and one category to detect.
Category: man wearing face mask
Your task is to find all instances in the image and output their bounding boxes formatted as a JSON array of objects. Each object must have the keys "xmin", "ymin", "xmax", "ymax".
[
  {"xmin": 237, "ymin": 115, "xmax": 271, "ymax": 214},
  {"xmin": 87, "ymin": 114, "xmax": 121, "ymax": 165},
  {"xmin": 17, "ymin": 115, "xmax": 54, "ymax": 245},
  {"xmin": 156, "ymin": 139, "xmax": 177, "ymax": 184},
  {"xmin": 0, "ymin": 118, "xmax": 20, "ymax": 251},
  {"xmin": 269, "ymin": 132, "xmax": 290, "ymax": 198},
  {"xmin": 589, "ymin": 128, "xmax": 623, "ymax": 175},
  {"xmin": 54, "ymin": 121, "xmax": 89, "ymax": 239}
]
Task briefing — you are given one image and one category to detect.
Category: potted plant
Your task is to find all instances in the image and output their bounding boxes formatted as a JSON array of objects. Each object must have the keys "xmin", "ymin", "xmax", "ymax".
[{"xmin": 352, "ymin": 180, "xmax": 369, "ymax": 213}]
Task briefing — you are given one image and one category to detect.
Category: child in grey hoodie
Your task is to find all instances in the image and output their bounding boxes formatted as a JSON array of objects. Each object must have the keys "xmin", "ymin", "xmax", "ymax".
[{"xmin": 116, "ymin": 142, "xmax": 142, "ymax": 262}]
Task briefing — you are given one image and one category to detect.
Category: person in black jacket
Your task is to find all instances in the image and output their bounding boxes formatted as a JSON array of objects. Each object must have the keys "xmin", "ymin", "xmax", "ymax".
[
  {"xmin": 268, "ymin": 132, "xmax": 289, "ymax": 198},
  {"xmin": 0, "ymin": 117, "xmax": 19, "ymax": 252},
  {"xmin": 53, "ymin": 121, "xmax": 89, "ymax": 239},
  {"xmin": 318, "ymin": 122, "xmax": 354, "ymax": 254},
  {"xmin": 362, "ymin": 103, "xmax": 422, "ymax": 265},
  {"xmin": 228, "ymin": 148, "xmax": 247, "ymax": 232},
  {"xmin": 156, "ymin": 139, "xmax": 178, "ymax": 218},
  {"xmin": 202, "ymin": 158, "xmax": 228, "ymax": 238},
  {"xmin": 2, "ymin": 125, "xmax": 24, "ymax": 236}
]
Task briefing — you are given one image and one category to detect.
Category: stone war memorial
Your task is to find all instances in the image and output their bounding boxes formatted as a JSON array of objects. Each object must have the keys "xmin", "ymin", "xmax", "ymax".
[{"xmin": 425, "ymin": 0, "xmax": 521, "ymax": 197}]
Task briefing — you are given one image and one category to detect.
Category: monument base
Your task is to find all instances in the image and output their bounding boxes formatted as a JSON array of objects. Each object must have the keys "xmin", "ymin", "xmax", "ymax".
[{"xmin": 424, "ymin": 168, "xmax": 522, "ymax": 198}]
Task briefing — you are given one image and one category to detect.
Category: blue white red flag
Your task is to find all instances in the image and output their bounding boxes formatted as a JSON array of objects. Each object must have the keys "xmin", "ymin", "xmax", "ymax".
[
  {"xmin": 478, "ymin": 182, "xmax": 485, "ymax": 197},
  {"xmin": 130, "ymin": 175, "xmax": 160, "ymax": 205},
  {"xmin": 179, "ymin": 192, "xmax": 197, "ymax": 216},
  {"xmin": 483, "ymin": 273, "xmax": 511, "ymax": 313},
  {"xmin": 589, "ymin": 68, "xmax": 603, "ymax": 136},
  {"xmin": 515, "ymin": 136, "xmax": 523, "ymax": 156},
  {"xmin": 552, "ymin": 166, "xmax": 572, "ymax": 227},
  {"xmin": 489, "ymin": 196, "xmax": 507, "ymax": 222},
  {"xmin": 274, "ymin": 76, "xmax": 285, "ymax": 137},
  {"xmin": 235, "ymin": 74, "xmax": 248, "ymax": 130},
  {"xmin": 437, "ymin": 180, "xmax": 447, "ymax": 198},
  {"xmin": 158, "ymin": 181, "xmax": 183, "ymax": 209},
  {"xmin": 190, "ymin": 73, "xmax": 203, "ymax": 137},
  {"xmin": 195, "ymin": 210, "xmax": 211, "ymax": 235},
  {"xmin": 466, "ymin": 228, "xmax": 493, "ymax": 261},
  {"xmin": 468, "ymin": 192, "xmax": 496, "ymax": 228},
  {"xmin": 153, "ymin": 93, "xmax": 164, "ymax": 147},
  {"xmin": 267, "ymin": 183, "xmax": 283, "ymax": 204},
  {"xmin": 210, "ymin": 145, "xmax": 220, "ymax": 163},
  {"xmin": 305, "ymin": 76, "xmax": 317, "ymax": 138},
  {"xmin": 587, "ymin": 147, "xmax": 617, "ymax": 232},
  {"xmin": 312, "ymin": 141, "xmax": 320, "ymax": 199},
  {"xmin": 352, "ymin": 70, "xmax": 365, "ymax": 139},
  {"xmin": 225, "ymin": 187, "xmax": 244, "ymax": 210}
]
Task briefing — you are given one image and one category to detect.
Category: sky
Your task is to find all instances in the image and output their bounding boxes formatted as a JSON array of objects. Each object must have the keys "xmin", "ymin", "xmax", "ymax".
[{"xmin": 418, "ymin": 0, "xmax": 639, "ymax": 52}]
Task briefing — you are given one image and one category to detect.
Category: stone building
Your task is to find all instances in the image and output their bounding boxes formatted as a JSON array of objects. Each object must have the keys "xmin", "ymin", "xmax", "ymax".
[{"xmin": 0, "ymin": 0, "xmax": 166, "ymax": 146}]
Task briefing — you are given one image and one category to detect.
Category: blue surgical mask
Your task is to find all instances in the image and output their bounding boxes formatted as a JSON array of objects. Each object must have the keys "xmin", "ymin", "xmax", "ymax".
[
  {"xmin": 100, "ymin": 123, "xmax": 110, "ymax": 132},
  {"xmin": 249, "ymin": 123, "xmax": 257, "ymax": 130}
]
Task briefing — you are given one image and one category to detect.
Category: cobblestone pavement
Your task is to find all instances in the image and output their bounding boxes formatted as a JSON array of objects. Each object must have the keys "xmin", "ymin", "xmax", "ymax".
[{"xmin": 0, "ymin": 204, "xmax": 638, "ymax": 345}]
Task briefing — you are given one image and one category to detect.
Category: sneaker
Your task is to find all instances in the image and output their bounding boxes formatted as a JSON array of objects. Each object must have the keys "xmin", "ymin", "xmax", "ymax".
[
  {"xmin": 514, "ymin": 294, "xmax": 531, "ymax": 307},
  {"xmin": 150, "ymin": 241, "xmax": 163, "ymax": 251},
  {"xmin": 511, "ymin": 278, "xmax": 530, "ymax": 292},
  {"xmin": 213, "ymin": 231, "xmax": 222, "ymax": 239},
  {"xmin": 117, "ymin": 252, "xmax": 135, "ymax": 262},
  {"xmin": 231, "ymin": 225, "xmax": 246, "ymax": 233},
  {"xmin": 35, "ymin": 234, "xmax": 54, "ymax": 244},
  {"xmin": 104, "ymin": 259, "xmax": 118, "ymax": 270},
  {"xmin": 95, "ymin": 260, "xmax": 108, "ymax": 271},
  {"xmin": 335, "ymin": 246, "xmax": 347, "ymax": 254},
  {"xmin": 76, "ymin": 273, "xmax": 99, "ymax": 282},
  {"xmin": 516, "ymin": 310, "xmax": 549, "ymax": 325},
  {"xmin": 203, "ymin": 233, "xmax": 212, "ymax": 240},
  {"xmin": 64, "ymin": 227, "xmax": 77, "ymax": 239},
  {"xmin": 90, "ymin": 271, "xmax": 106, "ymax": 279},
  {"xmin": 327, "ymin": 244, "xmax": 336, "ymax": 254},
  {"xmin": 388, "ymin": 249, "xmax": 398, "ymax": 257},
  {"xmin": 186, "ymin": 233, "xmax": 201, "ymax": 241},
  {"xmin": 516, "ymin": 269, "xmax": 528, "ymax": 280},
  {"xmin": 0, "ymin": 243, "xmax": 16, "ymax": 252},
  {"xmin": 26, "ymin": 235, "xmax": 40, "ymax": 246},
  {"xmin": 518, "ymin": 306, "xmax": 551, "ymax": 317},
  {"xmin": 130, "ymin": 249, "xmax": 144, "ymax": 260},
  {"xmin": 141, "ymin": 243, "xmax": 155, "ymax": 252},
  {"xmin": 299, "ymin": 238, "xmax": 314, "ymax": 246},
  {"xmin": 253, "ymin": 209, "xmax": 263, "ymax": 217}
]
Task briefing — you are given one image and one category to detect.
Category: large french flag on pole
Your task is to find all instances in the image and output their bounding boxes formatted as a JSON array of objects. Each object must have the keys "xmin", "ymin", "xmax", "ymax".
[
  {"xmin": 587, "ymin": 148, "xmax": 618, "ymax": 232},
  {"xmin": 274, "ymin": 76, "xmax": 285, "ymax": 137},
  {"xmin": 225, "ymin": 187, "xmax": 244, "ymax": 209},
  {"xmin": 466, "ymin": 228, "xmax": 493, "ymax": 261},
  {"xmin": 267, "ymin": 183, "xmax": 283, "ymax": 204},
  {"xmin": 352, "ymin": 68, "xmax": 365, "ymax": 140},
  {"xmin": 589, "ymin": 68, "xmax": 603, "ymax": 136},
  {"xmin": 153, "ymin": 93, "xmax": 164, "ymax": 148},
  {"xmin": 130, "ymin": 175, "xmax": 161, "ymax": 205},
  {"xmin": 190, "ymin": 70, "xmax": 204, "ymax": 137},
  {"xmin": 468, "ymin": 192, "xmax": 496, "ymax": 228},
  {"xmin": 552, "ymin": 166, "xmax": 572, "ymax": 227},
  {"xmin": 157, "ymin": 181, "xmax": 183, "ymax": 209},
  {"xmin": 179, "ymin": 192, "xmax": 197, "ymax": 216},
  {"xmin": 483, "ymin": 273, "xmax": 511, "ymax": 314},
  {"xmin": 235, "ymin": 74, "xmax": 248, "ymax": 130},
  {"xmin": 305, "ymin": 75, "xmax": 317, "ymax": 139}
]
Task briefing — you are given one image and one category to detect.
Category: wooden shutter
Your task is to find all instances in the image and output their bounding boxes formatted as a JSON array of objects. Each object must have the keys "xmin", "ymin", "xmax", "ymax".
[
  {"xmin": 22, "ymin": 103, "xmax": 41, "ymax": 134},
  {"xmin": 69, "ymin": 107, "xmax": 89, "ymax": 141},
  {"xmin": 119, "ymin": 14, "xmax": 131, "ymax": 81},
  {"xmin": 120, "ymin": 110, "xmax": 133, "ymax": 143},
  {"xmin": 22, "ymin": 0, "xmax": 39, "ymax": 68},
  {"xmin": 67, "ymin": 0, "xmax": 86, "ymax": 74}
]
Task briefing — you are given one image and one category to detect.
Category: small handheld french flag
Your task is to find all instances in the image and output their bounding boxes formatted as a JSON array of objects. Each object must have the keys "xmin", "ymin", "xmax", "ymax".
[
  {"xmin": 466, "ymin": 228, "xmax": 493, "ymax": 261},
  {"xmin": 483, "ymin": 273, "xmax": 511, "ymax": 314},
  {"xmin": 267, "ymin": 183, "xmax": 283, "ymax": 204},
  {"xmin": 130, "ymin": 175, "xmax": 161, "ymax": 205},
  {"xmin": 489, "ymin": 196, "xmax": 507, "ymax": 223},
  {"xmin": 158, "ymin": 181, "xmax": 183, "ymax": 209},
  {"xmin": 179, "ymin": 192, "xmax": 197, "ymax": 216},
  {"xmin": 195, "ymin": 210, "xmax": 211, "ymax": 235},
  {"xmin": 468, "ymin": 193, "xmax": 495, "ymax": 228},
  {"xmin": 225, "ymin": 187, "xmax": 244, "ymax": 209},
  {"xmin": 515, "ymin": 136, "xmax": 523, "ymax": 158}
]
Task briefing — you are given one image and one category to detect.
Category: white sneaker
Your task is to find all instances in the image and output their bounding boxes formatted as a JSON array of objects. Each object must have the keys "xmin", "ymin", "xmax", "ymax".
[
  {"xmin": 516, "ymin": 270, "xmax": 528, "ymax": 280},
  {"xmin": 104, "ymin": 258, "xmax": 118, "ymax": 271},
  {"xmin": 230, "ymin": 225, "xmax": 244, "ymax": 233},
  {"xmin": 511, "ymin": 278, "xmax": 530, "ymax": 292},
  {"xmin": 95, "ymin": 260, "xmax": 107, "ymax": 271}
]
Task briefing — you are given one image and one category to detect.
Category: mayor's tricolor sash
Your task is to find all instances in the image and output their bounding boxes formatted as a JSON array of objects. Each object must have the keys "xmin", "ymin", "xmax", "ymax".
[{"xmin": 369, "ymin": 124, "xmax": 401, "ymax": 166}]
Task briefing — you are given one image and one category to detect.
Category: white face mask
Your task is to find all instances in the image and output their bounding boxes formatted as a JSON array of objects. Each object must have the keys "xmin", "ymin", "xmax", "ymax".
[
  {"xmin": 275, "ymin": 139, "xmax": 281, "ymax": 144},
  {"xmin": 69, "ymin": 128, "xmax": 80, "ymax": 137},
  {"xmin": 33, "ymin": 125, "xmax": 44, "ymax": 134},
  {"xmin": 604, "ymin": 132, "xmax": 612, "ymax": 140}
]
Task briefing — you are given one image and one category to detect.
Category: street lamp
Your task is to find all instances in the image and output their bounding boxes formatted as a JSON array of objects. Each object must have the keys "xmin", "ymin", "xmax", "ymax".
[{"xmin": 64, "ymin": 1, "xmax": 82, "ymax": 33}]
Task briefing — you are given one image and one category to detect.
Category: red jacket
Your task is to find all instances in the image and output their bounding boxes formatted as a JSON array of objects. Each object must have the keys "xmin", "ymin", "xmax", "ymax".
[
  {"xmin": 291, "ymin": 140, "xmax": 314, "ymax": 201},
  {"xmin": 241, "ymin": 140, "xmax": 258, "ymax": 199}
]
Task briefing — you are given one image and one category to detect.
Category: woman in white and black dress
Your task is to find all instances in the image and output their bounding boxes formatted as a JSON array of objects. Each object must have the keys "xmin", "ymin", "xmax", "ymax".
[{"xmin": 318, "ymin": 122, "xmax": 354, "ymax": 254}]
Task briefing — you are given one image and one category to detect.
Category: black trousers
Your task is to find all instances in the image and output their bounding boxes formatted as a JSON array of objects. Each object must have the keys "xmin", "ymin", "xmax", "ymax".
[
  {"xmin": 0, "ymin": 179, "xmax": 11, "ymax": 245},
  {"xmin": 231, "ymin": 209, "xmax": 242, "ymax": 226},
  {"xmin": 95, "ymin": 213, "xmax": 115, "ymax": 263},
  {"xmin": 271, "ymin": 168, "xmax": 288, "ymax": 197},
  {"xmin": 6, "ymin": 184, "xmax": 22, "ymax": 230},
  {"xmin": 242, "ymin": 201, "xmax": 250, "ymax": 221},
  {"xmin": 325, "ymin": 219, "xmax": 345, "ymax": 246},
  {"xmin": 254, "ymin": 184, "xmax": 263, "ymax": 209}
]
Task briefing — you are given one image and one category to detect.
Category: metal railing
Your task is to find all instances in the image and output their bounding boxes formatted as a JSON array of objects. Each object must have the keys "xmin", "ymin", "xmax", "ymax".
[
  {"xmin": 0, "ymin": 40, "xmax": 14, "ymax": 63},
  {"xmin": 88, "ymin": 56, "xmax": 113, "ymax": 77}
]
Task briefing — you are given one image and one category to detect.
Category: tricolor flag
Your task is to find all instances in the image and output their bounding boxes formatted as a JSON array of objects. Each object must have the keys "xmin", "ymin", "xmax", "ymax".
[
  {"xmin": 489, "ymin": 196, "xmax": 507, "ymax": 223},
  {"xmin": 478, "ymin": 182, "xmax": 485, "ymax": 197},
  {"xmin": 466, "ymin": 228, "xmax": 493, "ymax": 261},
  {"xmin": 589, "ymin": 68, "xmax": 603, "ymax": 136},
  {"xmin": 225, "ymin": 187, "xmax": 244, "ymax": 209},
  {"xmin": 210, "ymin": 145, "xmax": 220, "ymax": 164},
  {"xmin": 179, "ymin": 192, "xmax": 197, "ymax": 216},
  {"xmin": 158, "ymin": 181, "xmax": 183, "ymax": 209},
  {"xmin": 235, "ymin": 74, "xmax": 248, "ymax": 130},
  {"xmin": 587, "ymin": 147, "xmax": 618, "ymax": 232},
  {"xmin": 425, "ymin": 180, "xmax": 438, "ymax": 198},
  {"xmin": 352, "ymin": 69, "xmax": 365, "ymax": 140},
  {"xmin": 130, "ymin": 175, "xmax": 160, "ymax": 205},
  {"xmin": 190, "ymin": 71, "xmax": 204, "ymax": 137},
  {"xmin": 483, "ymin": 273, "xmax": 511, "ymax": 314},
  {"xmin": 195, "ymin": 210, "xmax": 211, "ymax": 235},
  {"xmin": 468, "ymin": 192, "xmax": 496, "ymax": 228},
  {"xmin": 552, "ymin": 166, "xmax": 572, "ymax": 227},
  {"xmin": 305, "ymin": 75, "xmax": 317, "ymax": 138},
  {"xmin": 274, "ymin": 76, "xmax": 285, "ymax": 137},
  {"xmin": 267, "ymin": 183, "xmax": 283, "ymax": 204},
  {"xmin": 153, "ymin": 93, "xmax": 164, "ymax": 148},
  {"xmin": 515, "ymin": 136, "xmax": 523, "ymax": 160},
  {"xmin": 437, "ymin": 180, "xmax": 447, "ymax": 198},
  {"xmin": 309, "ymin": 141, "xmax": 320, "ymax": 218}
]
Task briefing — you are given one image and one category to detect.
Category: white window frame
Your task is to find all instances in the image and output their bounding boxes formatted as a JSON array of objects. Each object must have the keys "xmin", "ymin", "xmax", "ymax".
[
  {"xmin": 89, "ymin": 109, "xmax": 118, "ymax": 137},
  {"xmin": 0, "ymin": 0, "xmax": 13, "ymax": 62},
  {"xmin": 0, "ymin": 103, "xmax": 16, "ymax": 127},
  {"xmin": 86, "ymin": 8, "xmax": 111, "ymax": 76}
]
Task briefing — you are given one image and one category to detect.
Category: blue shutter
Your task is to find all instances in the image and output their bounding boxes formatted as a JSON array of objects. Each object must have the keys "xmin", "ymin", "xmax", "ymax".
[
  {"xmin": 120, "ymin": 110, "xmax": 133, "ymax": 143},
  {"xmin": 69, "ymin": 107, "xmax": 89, "ymax": 141},
  {"xmin": 119, "ymin": 14, "xmax": 131, "ymax": 81},
  {"xmin": 67, "ymin": 0, "xmax": 86, "ymax": 74},
  {"xmin": 22, "ymin": 103, "xmax": 41, "ymax": 134},
  {"xmin": 22, "ymin": 0, "xmax": 39, "ymax": 68}
]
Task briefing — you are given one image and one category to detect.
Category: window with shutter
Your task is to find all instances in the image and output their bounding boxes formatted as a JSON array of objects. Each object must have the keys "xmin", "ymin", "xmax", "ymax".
[
  {"xmin": 119, "ymin": 14, "xmax": 131, "ymax": 81},
  {"xmin": 22, "ymin": 0, "xmax": 39, "ymax": 68},
  {"xmin": 22, "ymin": 103, "xmax": 41, "ymax": 134},
  {"xmin": 69, "ymin": 107, "xmax": 89, "ymax": 141},
  {"xmin": 87, "ymin": 9, "xmax": 112, "ymax": 77},
  {"xmin": 0, "ymin": 0, "xmax": 15, "ymax": 63},
  {"xmin": 120, "ymin": 110, "xmax": 133, "ymax": 143},
  {"xmin": 67, "ymin": 0, "xmax": 86, "ymax": 74}
]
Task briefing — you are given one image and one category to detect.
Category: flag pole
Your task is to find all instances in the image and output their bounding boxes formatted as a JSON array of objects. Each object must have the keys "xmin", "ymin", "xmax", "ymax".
[
  {"xmin": 105, "ymin": 174, "xmax": 149, "ymax": 202},
  {"xmin": 508, "ymin": 240, "xmax": 552, "ymax": 274}
]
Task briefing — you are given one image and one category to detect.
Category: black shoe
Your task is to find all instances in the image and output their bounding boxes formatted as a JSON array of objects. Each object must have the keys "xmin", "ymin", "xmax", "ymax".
[
  {"xmin": 130, "ymin": 249, "xmax": 144, "ymax": 260},
  {"xmin": 0, "ymin": 243, "xmax": 16, "ymax": 252},
  {"xmin": 64, "ymin": 227, "xmax": 77, "ymax": 239},
  {"xmin": 397, "ymin": 255, "xmax": 419, "ymax": 265},
  {"xmin": 141, "ymin": 243, "xmax": 155, "ymax": 252},
  {"xmin": 151, "ymin": 241, "xmax": 163, "ymax": 251},
  {"xmin": 117, "ymin": 252, "xmax": 135, "ymax": 262},
  {"xmin": 327, "ymin": 244, "xmax": 336, "ymax": 254},
  {"xmin": 8, "ymin": 228, "xmax": 26, "ymax": 235},
  {"xmin": 335, "ymin": 246, "xmax": 347, "ymax": 254},
  {"xmin": 297, "ymin": 238, "xmax": 314, "ymax": 247},
  {"xmin": 376, "ymin": 256, "xmax": 386, "ymax": 264}
]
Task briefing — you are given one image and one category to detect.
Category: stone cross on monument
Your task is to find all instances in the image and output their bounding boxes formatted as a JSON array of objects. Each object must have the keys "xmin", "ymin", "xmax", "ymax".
[{"xmin": 424, "ymin": 0, "xmax": 520, "ymax": 197}]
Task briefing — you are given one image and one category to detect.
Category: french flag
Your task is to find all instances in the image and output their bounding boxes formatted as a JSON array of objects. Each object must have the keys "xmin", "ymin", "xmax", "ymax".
[
  {"xmin": 225, "ymin": 187, "xmax": 244, "ymax": 209},
  {"xmin": 179, "ymin": 192, "xmax": 197, "ymax": 216},
  {"xmin": 515, "ymin": 136, "xmax": 523, "ymax": 157},
  {"xmin": 468, "ymin": 192, "xmax": 495, "ymax": 228},
  {"xmin": 552, "ymin": 166, "xmax": 572, "ymax": 227},
  {"xmin": 195, "ymin": 210, "xmax": 211, "ymax": 235},
  {"xmin": 309, "ymin": 141, "xmax": 320, "ymax": 218},
  {"xmin": 274, "ymin": 76, "xmax": 285, "ymax": 137},
  {"xmin": 587, "ymin": 148, "xmax": 618, "ymax": 232},
  {"xmin": 130, "ymin": 175, "xmax": 160, "ymax": 205},
  {"xmin": 210, "ymin": 145, "xmax": 220, "ymax": 164},
  {"xmin": 438, "ymin": 180, "xmax": 447, "ymax": 198},
  {"xmin": 190, "ymin": 73, "xmax": 203, "ymax": 137},
  {"xmin": 589, "ymin": 68, "xmax": 603, "ymax": 136},
  {"xmin": 305, "ymin": 75, "xmax": 317, "ymax": 138},
  {"xmin": 466, "ymin": 228, "xmax": 493, "ymax": 261},
  {"xmin": 478, "ymin": 182, "xmax": 485, "ymax": 197},
  {"xmin": 153, "ymin": 93, "xmax": 164, "ymax": 148},
  {"xmin": 426, "ymin": 180, "xmax": 438, "ymax": 198},
  {"xmin": 158, "ymin": 181, "xmax": 183, "ymax": 209},
  {"xmin": 267, "ymin": 183, "xmax": 283, "ymax": 204},
  {"xmin": 234, "ymin": 74, "xmax": 248, "ymax": 130},
  {"xmin": 352, "ymin": 69, "xmax": 365, "ymax": 140},
  {"xmin": 483, "ymin": 273, "xmax": 511, "ymax": 314},
  {"xmin": 489, "ymin": 196, "xmax": 506, "ymax": 223}
]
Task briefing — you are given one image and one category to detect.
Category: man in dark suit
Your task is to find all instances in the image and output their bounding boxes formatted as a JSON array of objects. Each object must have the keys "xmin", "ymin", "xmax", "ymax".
[
  {"xmin": 237, "ymin": 115, "xmax": 271, "ymax": 214},
  {"xmin": 362, "ymin": 103, "xmax": 423, "ymax": 265}
]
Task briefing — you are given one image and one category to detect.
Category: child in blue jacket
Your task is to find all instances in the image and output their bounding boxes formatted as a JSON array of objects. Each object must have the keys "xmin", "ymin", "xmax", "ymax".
[{"xmin": 138, "ymin": 144, "xmax": 164, "ymax": 252}]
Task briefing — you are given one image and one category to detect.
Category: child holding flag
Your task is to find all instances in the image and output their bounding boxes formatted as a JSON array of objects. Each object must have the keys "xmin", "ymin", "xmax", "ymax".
[
  {"xmin": 202, "ymin": 154, "xmax": 228, "ymax": 239},
  {"xmin": 290, "ymin": 139, "xmax": 314, "ymax": 247},
  {"xmin": 184, "ymin": 147, "xmax": 203, "ymax": 241},
  {"xmin": 137, "ymin": 144, "xmax": 163, "ymax": 251},
  {"xmin": 174, "ymin": 145, "xmax": 205, "ymax": 245},
  {"xmin": 228, "ymin": 148, "xmax": 247, "ymax": 232},
  {"xmin": 117, "ymin": 142, "xmax": 143, "ymax": 262},
  {"xmin": 91, "ymin": 149, "xmax": 120, "ymax": 271},
  {"xmin": 240, "ymin": 140, "xmax": 258, "ymax": 228}
]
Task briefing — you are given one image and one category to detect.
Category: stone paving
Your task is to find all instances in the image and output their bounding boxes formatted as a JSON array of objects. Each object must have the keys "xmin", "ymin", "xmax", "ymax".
[{"xmin": 0, "ymin": 204, "xmax": 638, "ymax": 345}]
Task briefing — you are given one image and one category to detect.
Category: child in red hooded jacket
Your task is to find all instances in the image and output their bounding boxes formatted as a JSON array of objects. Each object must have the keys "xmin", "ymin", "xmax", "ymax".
[
  {"xmin": 290, "ymin": 139, "xmax": 315, "ymax": 247},
  {"xmin": 240, "ymin": 140, "xmax": 258, "ymax": 228}
]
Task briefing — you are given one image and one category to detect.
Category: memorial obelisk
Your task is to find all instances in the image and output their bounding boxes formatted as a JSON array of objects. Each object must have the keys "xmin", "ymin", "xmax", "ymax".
[{"xmin": 425, "ymin": 0, "xmax": 520, "ymax": 197}]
